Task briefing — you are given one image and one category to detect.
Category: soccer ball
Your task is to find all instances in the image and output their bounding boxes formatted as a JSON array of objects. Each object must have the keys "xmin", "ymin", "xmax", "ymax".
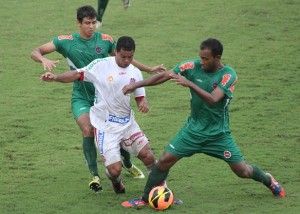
[{"xmin": 148, "ymin": 186, "xmax": 174, "ymax": 211}]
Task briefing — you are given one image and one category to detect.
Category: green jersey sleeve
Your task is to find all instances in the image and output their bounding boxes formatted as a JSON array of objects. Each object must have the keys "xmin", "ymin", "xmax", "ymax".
[
  {"xmin": 217, "ymin": 68, "xmax": 237, "ymax": 98},
  {"xmin": 172, "ymin": 59, "xmax": 197, "ymax": 78},
  {"xmin": 52, "ymin": 34, "xmax": 74, "ymax": 58}
]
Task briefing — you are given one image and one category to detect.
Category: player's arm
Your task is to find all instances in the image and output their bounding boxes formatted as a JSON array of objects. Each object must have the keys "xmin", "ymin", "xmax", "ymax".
[
  {"xmin": 131, "ymin": 59, "xmax": 166, "ymax": 74},
  {"xmin": 169, "ymin": 73, "xmax": 224, "ymax": 105},
  {"xmin": 31, "ymin": 41, "xmax": 59, "ymax": 71},
  {"xmin": 135, "ymin": 96, "xmax": 149, "ymax": 113},
  {"xmin": 40, "ymin": 71, "xmax": 81, "ymax": 83},
  {"xmin": 122, "ymin": 71, "xmax": 172, "ymax": 94}
]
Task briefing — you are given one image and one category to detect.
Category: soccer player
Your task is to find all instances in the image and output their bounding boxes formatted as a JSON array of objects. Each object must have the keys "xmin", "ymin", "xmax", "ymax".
[
  {"xmin": 97, "ymin": 0, "xmax": 131, "ymax": 28},
  {"xmin": 121, "ymin": 38, "xmax": 286, "ymax": 208},
  {"xmin": 31, "ymin": 5, "xmax": 165, "ymax": 193},
  {"xmin": 40, "ymin": 36, "xmax": 156, "ymax": 194}
]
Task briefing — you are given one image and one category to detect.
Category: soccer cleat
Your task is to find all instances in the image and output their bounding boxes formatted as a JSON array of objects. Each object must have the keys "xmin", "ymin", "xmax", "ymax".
[
  {"xmin": 266, "ymin": 173, "xmax": 286, "ymax": 198},
  {"xmin": 125, "ymin": 164, "xmax": 145, "ymax": 179},
  {"xmin": 121, "ymin": 198, "xmax": 148, "ymax": 208},
  {"xmin": 112, "ymin": 179, "xmax": 126, "ymax": 194},
  {"xmin": 89, "ymin": 176, "xmax": 102, "ymax": 193},
  {"xmin": 122, "ymin": 0, "xmax": 131, "ymax": 9},
  {"xmin": 121, "ymin": 197, "xmax": 183, "ymax": 208}
]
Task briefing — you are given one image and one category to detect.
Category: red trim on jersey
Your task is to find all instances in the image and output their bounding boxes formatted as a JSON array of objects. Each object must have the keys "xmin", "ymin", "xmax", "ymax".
[
  {"xmin": 135, "ymin": 96, "xmax": 145, "ymax": 102},
  {"xmin": 78, "ymin": 71, "xmax": 84, "ymax": 81}
]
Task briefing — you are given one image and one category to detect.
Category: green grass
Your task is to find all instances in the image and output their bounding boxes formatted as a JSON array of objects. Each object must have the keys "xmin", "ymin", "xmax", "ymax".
[{"xmin": 0, "ymin": 0, "xmax": 299, "ymax": 213}]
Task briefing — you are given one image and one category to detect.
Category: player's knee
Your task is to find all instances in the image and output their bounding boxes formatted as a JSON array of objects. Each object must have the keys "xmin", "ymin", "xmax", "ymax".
[
  {"xmin": 138, "ymin": 148, "xmax": 155, "ymax": 166},
  {"xmin": 108, "ymin": 166, "xmax": 122, "ymax": 178},
  {"xmin": 234, "ymin": 167, "xmax": 251, "ymax": 178}
]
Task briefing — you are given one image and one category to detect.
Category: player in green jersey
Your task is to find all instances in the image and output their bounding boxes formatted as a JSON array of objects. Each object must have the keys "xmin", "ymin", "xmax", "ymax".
[
  {"xmin": 121, "ymin": 38, "xmax": 286, "ymax": 208},
  {"xmin": 97, "ymin": 0, "xmax": 131, "ymax": 28},
  {"xmin": 31, "ymin": 5, "xmax": 164, "ymax": 193}
]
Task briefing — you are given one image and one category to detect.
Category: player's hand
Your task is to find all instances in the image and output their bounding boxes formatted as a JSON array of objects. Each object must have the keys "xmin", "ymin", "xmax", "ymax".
[
  {"xmin": 137, "ymin": 98, "xmax": 149, "ymax": 113},
  {"xmin": 149, "ymin": 64, "xmax": 166, "ymax": 74},
  {"xmin": 41, "ymin": 58, "xmax": 59, "ymax": 71},
  {"xmin": 169, "ymin": 73, "xmax": 191, "ymax": 87},
  {"xmin": 122, "ymin": 84, "xmax": 136, "ymax": 95},
  {"xmin": 40, "ymin": 72, "xmax": 56, "ymax": 82}
]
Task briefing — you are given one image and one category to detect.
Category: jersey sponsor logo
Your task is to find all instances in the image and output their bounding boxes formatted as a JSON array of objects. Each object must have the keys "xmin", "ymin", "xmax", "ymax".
[
  {"xmin": 221, "ymin": 74, "xmax": 232, "ymax": 86},
  {"xmin": 87, "ymin": 59, "xmax": 101, "ymax": 71},
  {"xmin": 57, "ymin": 35, "xmax": 73, "ymax": 40},
  {"xmin": 179, "ymin": 62, "xmax": 194, "ymax": 72},
  {"xmin": 95, "ymin": 46, "xmax": 102, "ymax": 54},
  {"xmin": 224, "ymin": 150, "xmax": 232, "ymax": 159},
  {"xmin": 101, "ymin": 33, "xmax": 114, "ymax": 43}
]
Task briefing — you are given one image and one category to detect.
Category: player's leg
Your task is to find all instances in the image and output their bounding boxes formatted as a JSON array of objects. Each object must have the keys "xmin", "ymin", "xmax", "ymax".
[
  {"xmin": 121, "ymin": 147, "xmax": 145, "ymax": 178},
  {"xmin": 122, "ymin": 0, "xmax": 131, "ymax": 9},
  {"xmin": 72, "ymin": 98, "xmax": 101, "ymax": 192},
  {"xmin": 205, "ymin": 133, "xmax": 285, "ymax": 198},
  {"xmin": 94, "ymin": 128, "xmax": 125, "ymax": 193},
  {"xmin": 229, "ymin": 162, "xmax": 285, "ymax": 197},
  {"xmin": 96, "ymin": 0, "xmax": 109, "ymax": 27},
  {"xmin": 76, "ymin": 113, "xmax": 101, "ymax": 192}
]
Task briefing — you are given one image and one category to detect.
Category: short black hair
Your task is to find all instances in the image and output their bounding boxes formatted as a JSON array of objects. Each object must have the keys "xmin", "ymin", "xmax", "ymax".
[
  {"xmin": 116, "ymin": 36, "xmax": 135, "ymax": 52},
  {"xmin": 200, "ymin": 38, "xmax": 223, "ymax": 57},
  {"xmin": 77, "ymin": 5, "xmax": 97, "ymax": 23}
]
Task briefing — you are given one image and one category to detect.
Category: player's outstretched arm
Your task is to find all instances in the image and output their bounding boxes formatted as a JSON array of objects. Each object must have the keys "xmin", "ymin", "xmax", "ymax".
[
  {"xmin": 131, "ymin": 59, "xmax": 166, "ymax": 74},
  {"xmin": 40, "ymin": 71, "xmax": 81, "ymax": 83},
  {"xmin": 122, "ymin": 71, "xmax": 172, "ymax": 94},
  {"xmin": 31, "ymin": 41, "xmax": 59, "ymax": 71},
  {"xmin": 169, "ymin": 73, "xmax": 225, "ymax": 105}
]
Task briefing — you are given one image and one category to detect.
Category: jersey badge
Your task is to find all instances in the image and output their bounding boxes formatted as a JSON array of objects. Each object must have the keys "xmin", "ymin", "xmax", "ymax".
[
  {"xmin": 224, "ymin": 150, "xmax": 232, "ymax": 159},
  {"xmin": 95, "ymin": 46, "xmax": 102, "ymax": 54},
  {"xmin": 107, "ymin": 75, "xmax": 113, "ymax": 82},
  {"xmin": 130, "ymin": 78, "xmax": 136, "ymax": 83}
]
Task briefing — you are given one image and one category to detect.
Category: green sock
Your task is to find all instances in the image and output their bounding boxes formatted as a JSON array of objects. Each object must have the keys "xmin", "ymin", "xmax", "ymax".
[
  {"xmin": 82, "ymin": 137, "xmax": 99, "ymax": 176},
  {"xmin": 251, "ymin": 165, "xmax": 271, "ymax": 186},
  {"xmin": 120, "ymin": 148, "xmax": 132, "ymax": 168},
  {"xmin": 142, "ymin": 165, "xmax": 169, "ymax": 202},
  {"xmin": 97, "ymin": 0, "xmax": 109, "ymax": 22}
]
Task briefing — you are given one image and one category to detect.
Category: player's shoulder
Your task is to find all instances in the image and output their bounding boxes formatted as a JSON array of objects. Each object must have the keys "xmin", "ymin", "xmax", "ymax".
[
  {"xmin": 98, "ymin": 32, "xmax": 114, "ymax": 43},
  {"xmin": 223, "ymin": 65, "xmax": 237, "ymax": 76},
  {"xmin": 177, "ymin": 58, "xmax": 199, "ymax": 72}
]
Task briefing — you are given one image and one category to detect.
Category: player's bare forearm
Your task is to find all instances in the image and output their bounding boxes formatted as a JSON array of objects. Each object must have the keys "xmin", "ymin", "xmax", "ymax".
[
  {"xmin": 41, "ymin": 71, "xmax": 81, "ymax": 83},
  {"xmin": 139, "ymin": 71, "xmax": 171, "ymax": 87},
  {"xmin": 135, "ymin": 96, "xmax": 149, "ymax": 113},
  {"xmin": 131, "ymin": 59, "xmax": 166, "ymax": 74},
  {"xmin": 189, "ymin": 82, "xmax": 224, "ymax": 105}
]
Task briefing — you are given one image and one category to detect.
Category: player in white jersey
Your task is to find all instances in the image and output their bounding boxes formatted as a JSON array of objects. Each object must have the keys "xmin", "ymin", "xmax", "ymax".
[{"xmin": 40, "ymin": 36, "xmax": 156, "ymax": 194}]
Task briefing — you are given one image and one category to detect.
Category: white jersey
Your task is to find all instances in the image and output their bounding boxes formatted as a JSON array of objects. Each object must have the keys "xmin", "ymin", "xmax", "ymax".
[{"xmin": 78, "ymin": 56, "xmax": 145, "ymax": 129}]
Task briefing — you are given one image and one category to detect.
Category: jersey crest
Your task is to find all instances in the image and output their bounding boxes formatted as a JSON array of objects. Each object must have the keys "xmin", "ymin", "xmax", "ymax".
[
  {"xmin": 101, "ymin": 34, "xmax": 114, "ymax": 43},
  {"xmin": 179, "ymin": 62, "xmax": 195, "ymax": 72},
  {"xmin": 57, "ymin": 35, "xmax": 73, "ymax": 40}
]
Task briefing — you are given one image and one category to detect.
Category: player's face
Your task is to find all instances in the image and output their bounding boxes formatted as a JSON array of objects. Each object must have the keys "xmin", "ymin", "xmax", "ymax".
[
  {"xmin": 78, "ymin": 17, "xmax": 97, "ymax": 38},
  {"xmin": 199, "ymin": 48, "xmax": 219, "ymax": 72},
  {"xmin": 115, "ymin": 49, "xmax": 134, "ymax": 68}
]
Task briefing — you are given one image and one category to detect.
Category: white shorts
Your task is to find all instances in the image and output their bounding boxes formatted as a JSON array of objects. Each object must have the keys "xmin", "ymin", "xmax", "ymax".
[{"xmin": 94, "ymin": 115, "xmax": 149, "ymax": 167}]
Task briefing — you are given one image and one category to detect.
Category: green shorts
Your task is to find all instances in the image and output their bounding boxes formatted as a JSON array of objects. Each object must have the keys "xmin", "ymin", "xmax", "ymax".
[
  {"xmin": 165, "ymin": 128, "xmax": 244, "ymax": 163},
  {"xmin": 71, "ymin": 97, "xmax": 93, "ymax": 119}
]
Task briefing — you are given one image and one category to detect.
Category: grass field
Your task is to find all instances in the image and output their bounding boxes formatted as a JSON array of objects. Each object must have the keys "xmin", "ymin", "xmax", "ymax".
[{"xmin": 0, "ymin": 0, "xmax": 299, "ymax": 213}]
